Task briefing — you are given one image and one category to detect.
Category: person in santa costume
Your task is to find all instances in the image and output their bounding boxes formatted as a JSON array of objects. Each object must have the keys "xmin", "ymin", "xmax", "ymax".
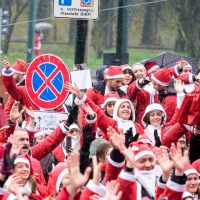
[
  {"xmin": 34, "ymin": 29, "xmax": 44, "ymax": 56},
  {"xmin": 120, "ymin": 64, "xmax": 135, "ymax": 93},
  {"xmin": 3, "ymin": 59, "xmax": 27, "ymax": 118},
  {"xmin": 3, "ymin": 154, "xmax": 43, "ymax": 200},
  {"xmin": 141, "ymin": 103, "xmax": 167, "ymax": 147},
  {"xmin": 127, "ymin": 63, "xmax": 159, "ymax": 125},
  {"xmin": 183, "ymin": 164, "xmax": 200, "ymax": 200},
  {"xmin": 150, "ymin": 67, "xmax": 177, "ymax": 122},
  {"xmin": 78, "ymin": 65, "xmax": 126, "ymax": 128},
  {"xmin": 86, "ymin": 65, "xmax": 126, "ymax": 108}
]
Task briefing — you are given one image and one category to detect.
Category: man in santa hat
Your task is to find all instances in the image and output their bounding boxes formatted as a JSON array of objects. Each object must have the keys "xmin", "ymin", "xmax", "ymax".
[
  {"xmin": 150, "ymin": 68, "xmax": 177, "ymax": 122},
  {"xmin": 86, "ymin": 65, "xmax": 126, "ymax": 107}
]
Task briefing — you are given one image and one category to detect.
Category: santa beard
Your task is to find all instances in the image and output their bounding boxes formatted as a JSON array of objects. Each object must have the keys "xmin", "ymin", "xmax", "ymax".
[
  {"xmin": 135, "ymin": 166, "xmax": 161, "ymax": 198},
  {"xmin": 71, "ymin": 135, "xmax": 80, "ymax": 151}
]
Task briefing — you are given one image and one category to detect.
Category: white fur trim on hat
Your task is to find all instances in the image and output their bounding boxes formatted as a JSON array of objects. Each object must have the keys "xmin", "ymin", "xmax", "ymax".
[
  {"xmin": 103, "ymin": 97, "xmax": 118, "ymax": 107},
  {"xmin": 148, "ymin": 65, "xmax": 160, "ymax": 74},
  {"xmin": 14, "ymin": 158, "xmax": 30, "ymax": 166},
  {"xmin": 106, "ymin": 74, "xmax": 125, "ymax": 79},
  {"xmin": 151, "ymin": 74, "xmax": 170, "ymax": 87},
  {"xmin": 135, "ymin": 150, "xmax": 155, "ymax": 161},
  {"xmin": 122, "ymin": 66, "xmax": 132, "ymax": 71},
  {"xmin": 184, "ymin": 168, "xmax": 198, "ymax": 176},
  {"xmin": 56, "ymin": 168, "xmax": 69, "ymax": 192}
]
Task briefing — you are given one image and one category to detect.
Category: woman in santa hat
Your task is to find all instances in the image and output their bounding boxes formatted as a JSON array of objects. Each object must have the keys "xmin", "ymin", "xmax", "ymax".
[
  {"xmin": 65, "ymin": 82, "xmax": 144, "ymax": 139},
  {"xmin": 3, "ymin": 154, "xmax": 43, "ymax": 199}
]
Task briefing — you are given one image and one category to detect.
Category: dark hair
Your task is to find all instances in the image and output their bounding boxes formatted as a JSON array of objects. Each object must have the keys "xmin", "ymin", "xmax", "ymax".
[{"xmin": 143, "ymin": 112, "xmax": 164, "ymax": 128}]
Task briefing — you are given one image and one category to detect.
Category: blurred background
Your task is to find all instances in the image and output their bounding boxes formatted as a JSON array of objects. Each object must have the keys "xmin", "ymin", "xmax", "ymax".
[{"xmin": 0, "ymin": 0, "xmax": 199, "ymax": 70}]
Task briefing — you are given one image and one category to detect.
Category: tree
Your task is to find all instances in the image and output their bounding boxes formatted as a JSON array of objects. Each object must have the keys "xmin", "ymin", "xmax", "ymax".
[
  {"xmin": 92, "ymin": 0, "xmax": 117, "ymax": 58},
  {"xmin": 1, "ymin": 0, "xmax": 27, "ymax": 54},
  {"xmin": 170, "ymin": 0, "xmax": 200, "ymax": 62},
  {"xmin": 141, "ymin": 0, "xmax": 161, "ymax": 46}
]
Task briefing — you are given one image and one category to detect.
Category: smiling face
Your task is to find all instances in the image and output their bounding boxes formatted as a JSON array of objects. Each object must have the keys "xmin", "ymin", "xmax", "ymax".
[
  {"xmin": 117, "ymin": 101, "xmax": 132, "ymax": 120},
  {"xmin": 14, "ymin": 162, "xmax": 30, "ymax": 182},
  {"xmin": 149, "ymin": 110, "xmax": 163, "ymax": 126},
  {"xmin": 186, "ymin": 173, "xmax": 199, "ymax": 193},
  {"xmin": 132, "ymin": 64, "xmax": 146, "ymax": 79}
]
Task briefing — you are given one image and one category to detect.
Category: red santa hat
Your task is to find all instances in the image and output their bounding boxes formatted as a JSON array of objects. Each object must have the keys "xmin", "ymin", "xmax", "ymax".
[
  {"xmin": 144, "ymin": 61, "xmax": 160, "ymax": 74},
  {"xmin": 34, "ymin": 129, "xmax": 45, "ymax": 139},
  {"xmin": 14, "ymin": 154, "xmax": 33, "ymax": 175},
  {"xmin": 137, "ymin": 134, "xmax": 153, "ymax": 146},
  {"xmin": 101, "ymin": 93, "xmax": 119, "ymax": 108},
  {"xmin": 129, "ymin": 143, "xmax": 155, "ymax": 161},
  {"xmin": 151, "ymin": 68, "xmax": 172, "ymax": 86},
  {"xmin": 184, "ymin": 164, "xmax": 198, "ymax": 176},
  {"xmin": 105, "ymin": 66, "xmax": 125, "ymax": 79},
  {"xmin": 47, "ymin": 162, "xmax": 68, "ymax": 195},
  {"xmin": 69, "ymin": 123, "xmax": 80, "ymax": 132},
  {"xmin": 14, "ymin": 154, "xmax": 30, "ymax": 167},
  {"xmin": 192, "ymin": 159, "xmax": 200, "ymax": 174},
  {"xmin": 0, "ymin": 104, "xmax": 10, "ymax": 131},
  {"xmin": 11, "ymin": 59, "xmax": 27, "ymax": 75}
]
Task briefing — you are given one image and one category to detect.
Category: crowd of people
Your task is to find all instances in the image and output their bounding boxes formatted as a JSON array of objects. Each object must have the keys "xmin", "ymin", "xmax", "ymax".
[{"xmin": 0, "ymin": 57, "xmax": 200, "ymax": 200}]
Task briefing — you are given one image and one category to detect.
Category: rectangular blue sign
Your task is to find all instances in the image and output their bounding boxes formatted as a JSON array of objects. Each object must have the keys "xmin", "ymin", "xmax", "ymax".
[{"xmin": 58, "ymin": 0, "xmax": 72, "ymax": 6}]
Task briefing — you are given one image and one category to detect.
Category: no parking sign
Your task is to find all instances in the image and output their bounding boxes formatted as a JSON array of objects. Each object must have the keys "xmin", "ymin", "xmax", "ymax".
[{"xmin": 26, "ymin": 54, "xmax": 70, "ymax": 110}]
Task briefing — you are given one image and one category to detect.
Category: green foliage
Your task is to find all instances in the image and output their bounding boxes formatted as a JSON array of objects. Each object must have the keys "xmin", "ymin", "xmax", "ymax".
[{"xmin": 1, "ymin": 42, "xmax": 180, "ymax": 71}]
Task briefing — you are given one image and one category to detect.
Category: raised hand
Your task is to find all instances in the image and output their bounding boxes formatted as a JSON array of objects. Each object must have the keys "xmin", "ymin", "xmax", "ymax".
[
  {"xmin": 156, "ymin": 146, "xmax": 173, "ymax": 182},
  {"xmin": 0, "ymin": 143, "xmax": 17, "ymax": 175},
  {"xmin": 67, "ymin": 151, "xmax": 91, "ymax": 197},
  {"xmin": 64, "ymin": 82, "xmax": 83, "ymax": 99},
  {"xmin": 23, "ymin": 106, "xmax": 35, "ymax": 120},
  {"xmin": 170, "ymin": 143, "xmax": 189, "ymax": 175},
  {"xmin": 81, "ymin": 103, "xmax": 96, "ymax": 119},
  {"xmin": 174, "ymin": 79, "xmax": 184, "ymax": 93},
  {"xmin": 90, "ymin": 180, "xmax": 122, "ymax": 200},
  {"xmin": 2, "ymin": 59, "xmax": 11, "ymax": 69},
  {"xmin": 107, "ymin": 126, "xmax": 125, "ymax": 151},
  {"xmin": 9, "ymin": 101, "xmax": 21, "ymax": 123}
]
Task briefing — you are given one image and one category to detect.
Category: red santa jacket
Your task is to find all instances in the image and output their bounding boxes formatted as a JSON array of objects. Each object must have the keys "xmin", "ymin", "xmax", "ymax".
[{"xmin": 127, "ymin": 81, "xmax": 159, "ymax": 125}]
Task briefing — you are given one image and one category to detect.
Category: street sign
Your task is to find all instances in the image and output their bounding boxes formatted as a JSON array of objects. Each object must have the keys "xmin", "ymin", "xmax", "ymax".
[
  {"xmin": 26, "ymin": 54, "xmax": 71, "ymax": 110},
  {"xmin": 53, "ymin": 0, "xmax": 99, "ymax": 20},
  {"xmin": 34, "ymin": 110, "xmax": 68, "ymax": 134}
]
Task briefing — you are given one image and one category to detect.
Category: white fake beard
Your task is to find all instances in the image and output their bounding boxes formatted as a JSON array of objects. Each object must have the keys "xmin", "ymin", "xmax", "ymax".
[
  {"xmin": 135, "ymin": 168, "xmax": 158, "ymax": 198},
  {"xmin": 71, "ymin": 136, "xmax": 80, "ymax": 151}
]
